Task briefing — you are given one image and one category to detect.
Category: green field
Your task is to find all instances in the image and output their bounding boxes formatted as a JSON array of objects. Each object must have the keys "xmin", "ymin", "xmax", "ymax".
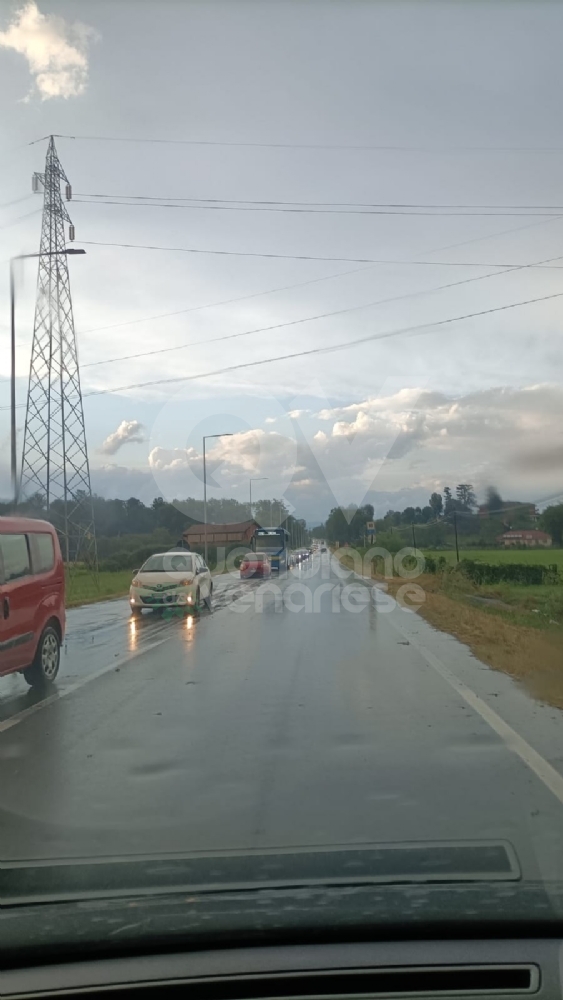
[
  {"xmin": 425, "ymin": 548, "xmax": 563, "ymax": 569},
  {"xmin": 66, "ymin": 569, "xmax": 132, "ymax": 607}
]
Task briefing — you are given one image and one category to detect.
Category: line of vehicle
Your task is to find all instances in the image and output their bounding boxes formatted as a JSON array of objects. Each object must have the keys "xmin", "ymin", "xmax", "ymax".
[{"xmin": 0, "ymin": 635, "xmax": 172, "ymax": 735}]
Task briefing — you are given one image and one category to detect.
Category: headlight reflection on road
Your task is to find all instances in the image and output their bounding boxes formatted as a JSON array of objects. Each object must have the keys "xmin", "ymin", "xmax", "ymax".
[{"xmin": 128, "ymin": 618, "xmax": 138, "ymax": 651}]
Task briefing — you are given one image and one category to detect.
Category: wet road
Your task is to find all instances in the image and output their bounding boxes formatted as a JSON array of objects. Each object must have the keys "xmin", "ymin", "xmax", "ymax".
[{"xmin": 1, "ymin": 552, "xmax": 563, "ymax": 882}]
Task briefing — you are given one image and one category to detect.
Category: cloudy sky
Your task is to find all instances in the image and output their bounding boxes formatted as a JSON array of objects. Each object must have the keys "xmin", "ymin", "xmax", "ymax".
[{"xmin": 1, "ymin": 0, "xmax": 562, "ymax": 522}]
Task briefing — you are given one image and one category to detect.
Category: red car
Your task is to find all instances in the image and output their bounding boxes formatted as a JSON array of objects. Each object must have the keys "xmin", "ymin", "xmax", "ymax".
[
  {"xmin": 240, "ymin": 553, "xmax": 272, "ymax": 579},
  {"xmin": 0, "ymin": 517, "xmax": 65, "ymax": 687}
]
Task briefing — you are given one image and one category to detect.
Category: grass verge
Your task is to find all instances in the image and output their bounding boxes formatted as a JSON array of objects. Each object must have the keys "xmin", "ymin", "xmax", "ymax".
[{"xmin": 66, "ymin": 569, "xmax": 132, "ymax": 607}]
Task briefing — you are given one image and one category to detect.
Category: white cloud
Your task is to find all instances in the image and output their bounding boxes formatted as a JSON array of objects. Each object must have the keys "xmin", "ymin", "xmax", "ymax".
[
  {"xmin": 92, "ymin": 384, "xmax": 563, "ymax": 517},
  {"xmin": 99, "ymin": 420, "xmax": 146, "ymax": 455},
  {"xmin": 148, "ymin": 446, "xmax": 198, "ymax": 472},
  {"xmin": 0, "ymin": 1, "xmax": 98, "ymax": 101}
]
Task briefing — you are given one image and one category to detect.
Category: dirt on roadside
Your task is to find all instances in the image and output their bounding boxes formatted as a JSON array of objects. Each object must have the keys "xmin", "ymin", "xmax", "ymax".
[{"xmin": 384, "ymin": 573, "xmax": 563, "ymax": 710}]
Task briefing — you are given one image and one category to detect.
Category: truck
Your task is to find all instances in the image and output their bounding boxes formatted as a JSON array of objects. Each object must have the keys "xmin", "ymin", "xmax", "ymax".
[{"xmin": 252, "ymin": 527, "xmax": 290, "ymax": 573}]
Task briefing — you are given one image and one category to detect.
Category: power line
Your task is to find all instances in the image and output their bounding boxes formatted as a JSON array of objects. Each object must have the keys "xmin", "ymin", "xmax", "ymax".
[
  {"xmin": 76, "ymin": 287, "xmax": 563, "ymax": 400},
  {"xmin": 82, "ymin": 250, "xmax": 563, "ymax": 370},
  {"xmin": 74, "ymin": 213, "xmax": 563, "ymax": 340},
  {"xmin": 51, "ymin": 133, "xmax": 563, "ymax": 153},
  {"xmin": 75, "ymin": 192, "xmax": 563, "ymax": 210},
  {"xmin": 0, "ymin": 194, "xmax": 33, "ymax": 210},
  {"xmin": 80, "ymin": 239, "xmax": 563, "ymax": 268},
  {"xmin": 0, "ymin": 208, "xmax": 41, "ymax": 230},
  {"xmin": 74, "ymin": 197, "xmax": 562, "ymax": 218},
  {"xmin": 78, "ymin": 263, "xmax": 373, "ymax": 337},
  {"xmin": 5, "ymin": 281, "xmax": 559, "ymax": 410}
]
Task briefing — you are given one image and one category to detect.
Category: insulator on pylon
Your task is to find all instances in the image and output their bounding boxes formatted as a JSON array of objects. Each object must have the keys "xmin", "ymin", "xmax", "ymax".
[
  {"xmin": 69, "ymin": 224, "xmax": 75, "ymax": 241},
  {"xmin": 32, "ymin": 174, "xmax": 39, "ymax": 193},
  {"xmin": 65, "ymin": 183, "xmax": 72, "ymax": 201}
]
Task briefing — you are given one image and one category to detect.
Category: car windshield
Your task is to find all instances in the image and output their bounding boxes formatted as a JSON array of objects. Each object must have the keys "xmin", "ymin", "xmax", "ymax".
[
  {"xmin": 1, "ymin": 0, "xmax": 563, "ymax": 947},
  {"xmin": 255, "ymin": 535, "xmax": 283, "ymax": 550},
  {"xmin": 141, "ymin": 554, "xmax": 193, "ymax": 573}
]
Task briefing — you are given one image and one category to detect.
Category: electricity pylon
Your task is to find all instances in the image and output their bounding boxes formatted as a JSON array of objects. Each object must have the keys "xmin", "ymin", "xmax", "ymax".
[{"xmin": 20, "ymin": 136, "xmax": 98, "ymax": 572}]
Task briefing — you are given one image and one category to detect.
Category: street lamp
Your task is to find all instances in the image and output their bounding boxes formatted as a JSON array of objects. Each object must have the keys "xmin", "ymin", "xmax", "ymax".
[
  {"xmin": 249, "ymin": 477, "xmax": 268, "ymax": 521},
  {"xmin": 10, "ymin": 248, "xmax": 86, "ymax": 506},
  {"xmin": 202, "ymin": 432, "xmax": 233, "ymax": 565}
]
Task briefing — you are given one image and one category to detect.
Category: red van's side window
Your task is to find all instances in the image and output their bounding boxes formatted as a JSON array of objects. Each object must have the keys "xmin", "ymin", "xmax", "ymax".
[
  {"xmin": 0, "ymin": 534, "xmax": 31, "ymax": 582},
  {"xmin": 31, "ymin": 533, "xmax": 55, "ymax": 574}
]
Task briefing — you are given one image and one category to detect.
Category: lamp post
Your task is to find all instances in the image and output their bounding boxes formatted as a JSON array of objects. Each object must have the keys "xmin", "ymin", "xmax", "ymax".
[
  {"xmin": 202, "ymin": 432, "xmax": 233, "ymax": 565},
  {"xmin": 10, "ymin": 248, "xmax": 86, "ymax": 506},
  {"xmin": 249, "ymin": 477, "xmax": 267, "ymax": 521}
]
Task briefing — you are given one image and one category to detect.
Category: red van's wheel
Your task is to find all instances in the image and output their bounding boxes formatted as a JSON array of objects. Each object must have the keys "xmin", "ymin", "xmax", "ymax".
[{"xmin": 23, "ymin": 626, "xmax": 61, "ymax": 687}]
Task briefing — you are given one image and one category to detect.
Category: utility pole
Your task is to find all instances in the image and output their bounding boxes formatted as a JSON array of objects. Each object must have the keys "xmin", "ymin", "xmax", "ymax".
[
  {"xmin": 453, "ymin": 510, "xmax": 460, "ymax": 564},
  {"xmin": 411, "ymin": 523, "xmax": 417, "ymax": 549},
  {"xmin": 10, "ymin": 262, "xmax": 16, "ymax": 506},
  {"xmin": 20, "ymin": 136, "xmax": 97, "ymax": 572}
]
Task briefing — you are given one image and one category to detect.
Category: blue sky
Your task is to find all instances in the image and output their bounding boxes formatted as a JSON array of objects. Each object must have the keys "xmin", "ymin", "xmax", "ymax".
[{"xmin": 1, "ymin": 0, "xmax": 563, "ymax": 521}]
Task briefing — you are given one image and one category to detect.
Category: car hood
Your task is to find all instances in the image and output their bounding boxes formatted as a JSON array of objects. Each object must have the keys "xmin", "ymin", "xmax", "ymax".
[
  {"xmin": 4, "ymin": 845, "xmax": 563, "ymax": 963},
  {"xmin": 133, "ymin": 572, "xmax": 195, "ymax": 588}
]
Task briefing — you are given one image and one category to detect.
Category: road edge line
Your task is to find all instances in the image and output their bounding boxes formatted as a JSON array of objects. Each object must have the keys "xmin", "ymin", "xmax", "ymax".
[{"xmin": 384, "ymin": 612, "xmax": 563, "ymax": 807}]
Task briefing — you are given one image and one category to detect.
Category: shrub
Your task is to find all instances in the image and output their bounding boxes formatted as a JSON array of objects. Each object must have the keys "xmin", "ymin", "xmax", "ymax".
[
  {"xmin": 458, "ymin": 559, "xmax": 559, "ymax": 586},
  {"xmin": 98, "ymin": 558, "xmax": 120, "ymax": 572}
]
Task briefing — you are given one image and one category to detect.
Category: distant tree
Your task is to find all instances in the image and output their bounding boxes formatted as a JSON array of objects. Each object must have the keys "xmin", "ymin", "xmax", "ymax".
[
  {"xmin": 325, "ymin": 506, "xmax": 350, "ymax": 544},
  {"xmin": 443, "ymin": 486, "xmax": 454, "ymax": 516},
  {"xmin": 509, "ymin": 505, "xmax": 537, "ymax": 530},
  {"xmin": 402, "ymin": 506, "xmax": 416, "ymax": 525},
  {"xmin": 310, "ymin": 524, "xmax": 326, "ymax": 539},
  {"xmin": 429, "ymin": 492, "xmax": 443, "ymax": 518},
  {"xmin": 420, "ymin": 505, "xmax": 434, "ymax": 523},
  {"xmin": 456, "ymin": 483, "xmax": 477, "ymax": 511},
  {"xmin": 540, "ymin": 504, "xmax": 563, "ymax": 545}
]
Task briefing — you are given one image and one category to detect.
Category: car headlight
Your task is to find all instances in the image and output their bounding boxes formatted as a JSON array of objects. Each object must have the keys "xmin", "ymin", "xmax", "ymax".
[
  {"xmin": 131, "ymin": 579, "xmax": 142, "ymax": 588},
  {"xmin": 179, "ymin": 579, "xmax": 193, "ymax": 586}
]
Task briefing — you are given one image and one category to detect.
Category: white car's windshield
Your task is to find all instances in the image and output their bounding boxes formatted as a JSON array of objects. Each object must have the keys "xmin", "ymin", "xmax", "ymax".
[{"xmin": 141, "ymin": 555, "xmax": 194, "ymax": 573}]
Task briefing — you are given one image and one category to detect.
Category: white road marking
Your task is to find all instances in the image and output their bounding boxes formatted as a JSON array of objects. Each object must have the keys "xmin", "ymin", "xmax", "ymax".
[
  {"xmin": 0, "ymin": 636, "xmax": 171, "ymax": 735},
  {"xmin": 386, "ymin": 612, "xmax": 563, "ymax": 808}
]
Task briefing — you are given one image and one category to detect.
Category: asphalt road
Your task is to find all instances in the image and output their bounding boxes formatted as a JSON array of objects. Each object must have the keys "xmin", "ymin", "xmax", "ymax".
[{"xmin": 1, "ymin": 551, "xmax": 563, "ymax": 884}]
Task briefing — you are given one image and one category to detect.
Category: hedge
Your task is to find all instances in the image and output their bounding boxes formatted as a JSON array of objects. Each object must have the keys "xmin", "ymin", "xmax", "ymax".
[{"xmin": 458, "ymin": 559, "xmax": 559, "ymax": 586}]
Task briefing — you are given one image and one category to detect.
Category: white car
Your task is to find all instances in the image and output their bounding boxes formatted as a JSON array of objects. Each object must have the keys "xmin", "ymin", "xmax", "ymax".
[{"xmin": 130, "ymin": 551, "xmax": 212, "ymax": 616}]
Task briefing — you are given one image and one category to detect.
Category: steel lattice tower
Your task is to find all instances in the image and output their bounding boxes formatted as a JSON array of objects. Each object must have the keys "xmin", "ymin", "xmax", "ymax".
[{"xmin": 20, "ymin": 136, "xmax": 97, "ymax": 571}]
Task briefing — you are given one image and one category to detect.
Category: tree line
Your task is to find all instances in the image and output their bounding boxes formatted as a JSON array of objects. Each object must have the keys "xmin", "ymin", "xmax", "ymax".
[
  {"xmin": 1, "ymin": 491, "xmax": 309, "ymax": 552},
  {"xmin": 317, "ymin": 485, "xmax": 563, "ymax": 547}
]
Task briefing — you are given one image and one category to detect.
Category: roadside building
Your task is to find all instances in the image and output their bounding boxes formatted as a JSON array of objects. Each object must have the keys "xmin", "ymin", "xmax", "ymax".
[
  {"xmin": 497, "ymin": 529, "xmax": 552, "ymax": 548},
  {"xmin": 183, "ymin": 519, "xmax": 260, "ymax": 547}
]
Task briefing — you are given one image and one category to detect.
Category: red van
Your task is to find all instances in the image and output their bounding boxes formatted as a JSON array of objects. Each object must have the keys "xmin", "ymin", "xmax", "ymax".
[{"xmin": 0, "ymin": 517, "xmax": 65, "ymax": 687}]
